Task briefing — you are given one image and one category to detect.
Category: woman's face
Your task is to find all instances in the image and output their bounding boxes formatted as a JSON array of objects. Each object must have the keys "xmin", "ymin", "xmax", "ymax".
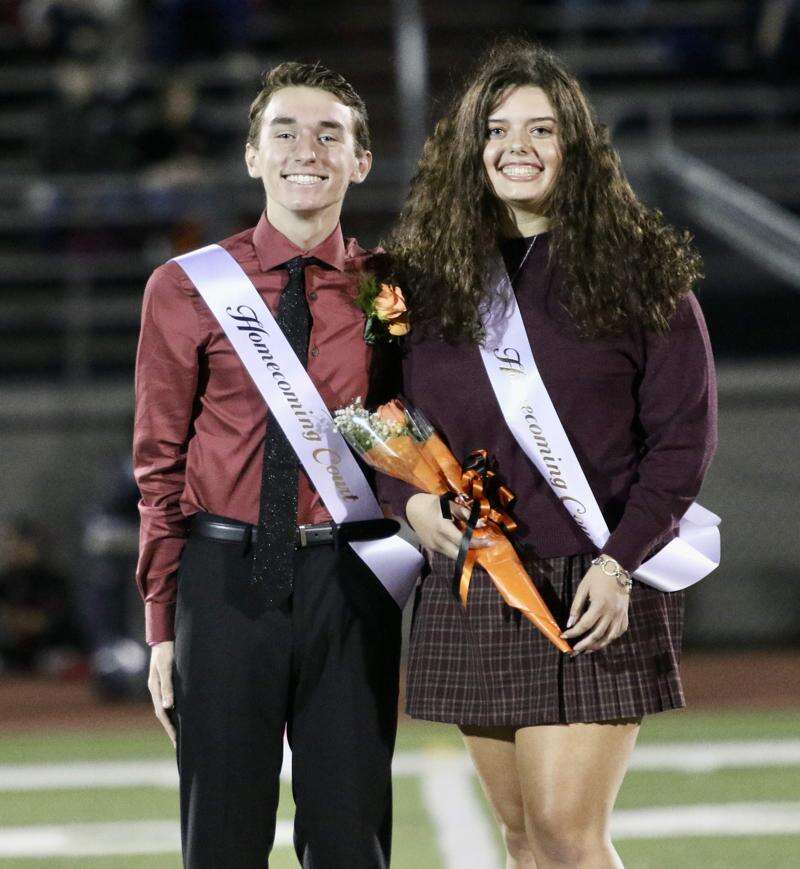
[{"xmin": 482, "ymin": 85, "xmax": 562, "ymax": 220}]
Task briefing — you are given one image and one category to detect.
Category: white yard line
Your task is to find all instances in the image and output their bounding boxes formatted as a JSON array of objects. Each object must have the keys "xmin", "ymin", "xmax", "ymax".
[
  {"xmin": 0, "ymin": 821, "xmax": 180, "ymax": 858},
  {"xmin": 0, "ymin": 803, "xmax": 799, "ymax": 858},
  {"xmin": 1, "ymin": 740, "xmax": 799, "ymax": 791},
  {"xmin": 0, "ymin": 819, "xmax": 293, "ymax": 857},
  {"xmin": 0, "ymin": 760, "xmax": 179, "ymax": 791},
  {"xmin": 418, "ymin": 751, "xmax": 501, "ymax": 869},
  {"xmin": 628, "ymin": 740, "xmax": 800, "ymax": 773},
  {"xmin": 612, "ymin": 802, "xmax": 800, "ymax": 839},
  {"xmin": 1, "ymin": 741, "xmax": 799, "ymax": 863}
]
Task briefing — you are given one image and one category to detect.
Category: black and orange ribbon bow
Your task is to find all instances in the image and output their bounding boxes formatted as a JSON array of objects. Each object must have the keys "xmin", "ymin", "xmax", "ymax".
[{"xmin": 442, "ymin": 449, "xmax": 518, "ymax": 606}]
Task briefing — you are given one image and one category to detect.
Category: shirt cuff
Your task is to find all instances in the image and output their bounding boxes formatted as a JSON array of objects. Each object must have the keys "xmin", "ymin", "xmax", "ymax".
[
  {"xmin": 602, "ymin": 526, "xmax": 678, "ymax": 577},
  {"xmin": 599, "ymin": 540, "xmax": 638, "ymax": 575},
  {"xmin": 145, "ymin": 601, "xmax": 176, "ymax": 645}
]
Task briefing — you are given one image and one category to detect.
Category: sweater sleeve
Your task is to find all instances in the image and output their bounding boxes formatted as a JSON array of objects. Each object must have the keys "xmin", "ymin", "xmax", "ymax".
[
  {"xmin": 374, "ymin": 392, "xmax": 421, "ymax": 519},
  {"xmin": 133, "ymin": 264, "xmax": 200, "ymax": 644},
  {"xmin": 376, "ymin": 467, "xmax": 419, "ymax": 520},
  {"xmin": 373, "ymin": 348, "xmax": 422, "ymax": 517},
  {"xmin": 602, "ymin": 293, "xmax": 718, "ymax": 573}
]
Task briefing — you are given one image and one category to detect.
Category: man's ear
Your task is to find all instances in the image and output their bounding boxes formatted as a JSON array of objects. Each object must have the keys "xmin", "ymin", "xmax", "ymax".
[
  {"xmin": 350, "ymin": 149, "xmax": 372, "ymax": 185},
  {"xmin": 244, "ymin": 143, "xmax": 261, "ymax": 179}
]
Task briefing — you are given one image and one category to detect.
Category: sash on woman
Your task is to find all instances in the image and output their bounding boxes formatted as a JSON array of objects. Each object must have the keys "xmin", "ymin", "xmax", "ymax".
[
  {"xmin": 173, "ymin": 244, "xmax": 423, "ymax": 606},
  {"xmin": 479, "ymin": 257, "xmax": 720, "ymax": 592}
]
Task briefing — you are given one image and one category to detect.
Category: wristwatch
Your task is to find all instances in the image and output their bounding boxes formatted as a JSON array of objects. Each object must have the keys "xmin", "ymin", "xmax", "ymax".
[{"xmin": 591, "ymin": 555, "xmax": 633, "ymax": 593}]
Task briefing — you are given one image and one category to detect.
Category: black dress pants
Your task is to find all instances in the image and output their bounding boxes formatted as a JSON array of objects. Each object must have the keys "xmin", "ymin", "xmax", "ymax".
[{"xmin": 173, "ymin": 530, "xmax": 402, "ymax": 868}]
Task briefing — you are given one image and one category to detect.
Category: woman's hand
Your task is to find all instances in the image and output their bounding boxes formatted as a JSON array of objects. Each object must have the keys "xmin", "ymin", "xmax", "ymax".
[
  {"xmin": 561, "ymin": 561, "xmax": 631, "ymax": 654},
  {"xmin": 405, "ymin": 492, "xmax": 491, "ymax": 560}
]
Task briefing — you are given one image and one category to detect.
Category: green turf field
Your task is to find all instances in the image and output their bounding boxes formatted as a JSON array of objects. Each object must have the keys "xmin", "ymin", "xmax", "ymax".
[{"xmin": 1, "ymin": 709, "xmax": 798, "ymax": 867}]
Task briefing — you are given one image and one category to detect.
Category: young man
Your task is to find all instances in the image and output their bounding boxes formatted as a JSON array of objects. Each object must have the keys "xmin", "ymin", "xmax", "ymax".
[{"xmin": 134, "ymin": 62, "xmax": 407, "ymax": 867}]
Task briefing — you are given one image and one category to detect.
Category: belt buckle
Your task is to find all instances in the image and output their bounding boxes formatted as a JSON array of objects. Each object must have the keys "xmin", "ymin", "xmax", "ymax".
[{"xmin": 297, "ymin": 522, "xmax": 336, "ymax": 548}]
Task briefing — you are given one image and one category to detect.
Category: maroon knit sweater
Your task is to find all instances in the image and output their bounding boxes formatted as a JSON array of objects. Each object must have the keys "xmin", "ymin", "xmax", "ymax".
[{"xmin": 377, "ymin": 234, "xmax": 718, "ymax": 573}]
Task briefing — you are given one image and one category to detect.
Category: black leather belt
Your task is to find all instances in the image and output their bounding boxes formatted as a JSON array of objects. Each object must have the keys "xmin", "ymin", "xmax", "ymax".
[{"xmin": 191, "ymin": 512, "xmax": 400, "ymax": 550}]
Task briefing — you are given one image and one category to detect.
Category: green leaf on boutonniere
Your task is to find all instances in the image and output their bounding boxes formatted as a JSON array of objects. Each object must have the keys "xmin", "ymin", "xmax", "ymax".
[
  {"xmin": 354, "ymin": 270, "xmax": 408, "ymax": 345},
  {"xmin": 354, "ymin": 274, "xmax": 379, "ymax": 315}
]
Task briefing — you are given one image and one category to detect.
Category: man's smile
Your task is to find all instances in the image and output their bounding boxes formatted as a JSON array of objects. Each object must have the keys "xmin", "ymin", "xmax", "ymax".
[{"xmin": 282, "ymin": 173, "xmax": 329, "ymax": 186}]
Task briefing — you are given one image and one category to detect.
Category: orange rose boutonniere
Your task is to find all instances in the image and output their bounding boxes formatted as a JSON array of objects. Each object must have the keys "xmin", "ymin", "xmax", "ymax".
[{"xmin": 354, "ymin": 274, "xmax": 411, "ymax": 344}]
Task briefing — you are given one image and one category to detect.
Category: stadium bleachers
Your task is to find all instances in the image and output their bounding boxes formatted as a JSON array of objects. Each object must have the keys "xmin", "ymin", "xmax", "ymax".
[{"xmin": 1, "ymin": 1, "xmax": 798, "ymax": 385}]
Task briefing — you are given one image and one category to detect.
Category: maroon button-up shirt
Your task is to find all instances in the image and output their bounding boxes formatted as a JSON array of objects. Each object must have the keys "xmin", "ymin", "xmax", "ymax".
[{"xmin": 134, "ymin": 215, "xmax": 375, "ymax": 643}]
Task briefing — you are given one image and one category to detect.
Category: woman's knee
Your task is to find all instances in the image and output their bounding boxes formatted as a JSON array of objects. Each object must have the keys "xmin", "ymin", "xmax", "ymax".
[
  {"xmin": 526, "ymin": 805, "xmax": 610, "ymax": 864},
  {"xmin": 502, "ymin": 822, "xmax": 535, "ymax": 862},
  {"xmin": 486, "ymin": 794, "xmax": 531, "ymax": 861},
  {"xmin": 478, "ymin": 786, "xmax": 532, "ymax": 863}
]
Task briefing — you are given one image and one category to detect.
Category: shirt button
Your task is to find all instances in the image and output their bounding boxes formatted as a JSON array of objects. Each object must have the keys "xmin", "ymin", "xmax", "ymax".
[
  {"xmin": 308, "ymin": 291, "xmax": 318, "ymax": 301},
  {"xmin": 310, "ymin": 346, "xmax": 319, "ymax": 357}
]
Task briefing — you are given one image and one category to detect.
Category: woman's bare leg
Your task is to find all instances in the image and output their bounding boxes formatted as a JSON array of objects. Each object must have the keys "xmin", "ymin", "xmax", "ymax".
[
  {"xmin": 514, "ymin": 721, "xmax": 640, "ymax": 868},
  {"xmin": 461, "ymin": 726, "xmax": 538, "ymax": 869}
]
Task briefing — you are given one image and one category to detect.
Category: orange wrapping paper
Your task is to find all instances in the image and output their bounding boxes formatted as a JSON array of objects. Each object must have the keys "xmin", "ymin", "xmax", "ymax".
[
  {"xmin": 467, "ymin": 525, "xmax": 571, "ymax": 654},
  {"xmin": 366, "ymin": 433, "xmax": 447, "ymax": 495},
  {"xmin": 370, "ymin": 407, "xmax": 571, "ymax": 655}
]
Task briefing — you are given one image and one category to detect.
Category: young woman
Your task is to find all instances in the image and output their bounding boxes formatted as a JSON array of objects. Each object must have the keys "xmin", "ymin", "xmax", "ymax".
[{"xmin": 379, "ymin": 40, "xmax": 717, "ymax": 868}]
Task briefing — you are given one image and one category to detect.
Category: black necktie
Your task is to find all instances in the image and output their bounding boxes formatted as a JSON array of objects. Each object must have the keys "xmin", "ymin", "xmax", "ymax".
[{"xmin": 251, "ymin": 256, "xmax": 314, "ymax": 605}]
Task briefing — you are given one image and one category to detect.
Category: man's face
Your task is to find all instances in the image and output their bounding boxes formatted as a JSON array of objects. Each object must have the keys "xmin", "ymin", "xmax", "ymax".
[{"xmin": 245, "ymin": 85, "xmax": 372, "ymax": 222}]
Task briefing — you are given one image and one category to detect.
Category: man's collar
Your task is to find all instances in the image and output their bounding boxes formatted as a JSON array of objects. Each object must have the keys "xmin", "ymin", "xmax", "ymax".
[{"xmin": 252, "ymin": 212, "xmax": 347, "ymax": 272}]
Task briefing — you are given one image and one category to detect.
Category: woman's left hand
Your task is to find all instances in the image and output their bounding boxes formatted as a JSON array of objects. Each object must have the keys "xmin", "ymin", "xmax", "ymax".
[{"xmin": 561, "ymin": 563, "xmax": 631, "ymax": 654}]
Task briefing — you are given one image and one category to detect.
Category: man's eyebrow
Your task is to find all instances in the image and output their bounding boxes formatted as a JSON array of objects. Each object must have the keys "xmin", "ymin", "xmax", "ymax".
[
  {"xmin": 268, "ymin": 117, "xmax": 345, "ymax": 131},
  {"xmin": 487, "ymin": 116, "xmax": 557, "ymax": 124}
]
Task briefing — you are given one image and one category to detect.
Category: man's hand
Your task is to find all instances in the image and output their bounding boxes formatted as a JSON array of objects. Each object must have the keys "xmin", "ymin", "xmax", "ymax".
[
  {"xmin": 405, "ymin": 493, "xmax": 491, "ymax": 560},
  {"xmin": 148, "ymin": 641, "xmax": 176, "ymax": 747},
  {"xmin": 561, "ymin": 563, "xmax": 631, "ymax": 654}
]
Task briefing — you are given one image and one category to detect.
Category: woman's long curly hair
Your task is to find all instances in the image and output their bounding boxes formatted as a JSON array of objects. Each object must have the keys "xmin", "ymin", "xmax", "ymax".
[{"xmin": 388, "ymin": 39, "xmax": 702, "ymax": 342}]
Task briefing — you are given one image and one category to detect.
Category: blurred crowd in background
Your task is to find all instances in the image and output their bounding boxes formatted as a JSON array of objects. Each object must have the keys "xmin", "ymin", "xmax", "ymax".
[
  {"xmin": 0, "ymin": 454, "xmax": 145, "ymax": 698},
  {"xmin": 8, "ymin": 0, "xmax": 257, "ymax": 179},
  {"xmin": 2, "ymin": 1, "xmax": 798, "ymax": 184}
]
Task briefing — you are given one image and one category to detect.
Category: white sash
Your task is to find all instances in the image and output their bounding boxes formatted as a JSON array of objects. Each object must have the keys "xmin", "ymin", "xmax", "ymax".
[
  {"xmin": 173, "ymin": 244, "xmax": 423, "ymax": 606},
  {"xmin": 479, "ymin": 257, "xmax": 720, "ymax": 591}
]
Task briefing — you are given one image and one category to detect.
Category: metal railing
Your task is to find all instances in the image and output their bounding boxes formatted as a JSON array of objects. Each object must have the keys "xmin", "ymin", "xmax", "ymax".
[
  {"xmin": 654, "ymin": 146, "xmax": 800, "ymax": 292},
  {"xmin": 393, "ymin": 0, "xmax": 429, "ymax": 180}
]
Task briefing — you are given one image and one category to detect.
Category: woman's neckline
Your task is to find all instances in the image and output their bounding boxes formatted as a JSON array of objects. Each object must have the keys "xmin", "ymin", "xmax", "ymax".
[
  {"xmin": 503, "ymin": 213, "xmax": 551, "ymax": 238},
  {"xmin": 499, "ymin": 232, "xmax": 548, "ymax": 245}
]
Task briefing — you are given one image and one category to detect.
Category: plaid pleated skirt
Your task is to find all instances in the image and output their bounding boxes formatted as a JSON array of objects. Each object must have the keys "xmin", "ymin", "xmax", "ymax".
[{"xmin": 405, "ymin": 550, "xmax": 686, "ymax": 726}]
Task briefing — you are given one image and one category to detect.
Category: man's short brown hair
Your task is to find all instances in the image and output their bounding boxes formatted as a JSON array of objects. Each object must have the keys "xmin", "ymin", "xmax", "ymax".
[{"xmin": 247, "ymin": 61, "xmax": 370, "ymax": 155}]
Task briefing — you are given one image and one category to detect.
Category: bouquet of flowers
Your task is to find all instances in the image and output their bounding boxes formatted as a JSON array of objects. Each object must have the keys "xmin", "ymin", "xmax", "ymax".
[{"xmin": 334, "ymin": 398, "xmax": 571, "ymax": 653}]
